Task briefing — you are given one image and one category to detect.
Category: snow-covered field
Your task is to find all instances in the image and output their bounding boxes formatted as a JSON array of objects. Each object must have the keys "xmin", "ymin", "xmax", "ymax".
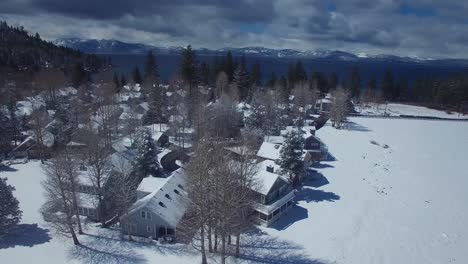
[
  {"xmin": 2, "ymin": 118, "xmax": 468, "ymax": 264},
  {"xmin": 357, "ymin": 103, "xmax": 467, "ymax": 119}
]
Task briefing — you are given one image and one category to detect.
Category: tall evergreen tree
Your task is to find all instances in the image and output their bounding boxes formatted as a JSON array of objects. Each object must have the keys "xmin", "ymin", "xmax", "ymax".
[
  {"xmin": 180, "ymin": 45, "xmax": 199, "ymax": 125},
  {"xmin": 121, "ymin": 74, "xmax": 127, "ymax": 87},
  {"xmin": 133, "ymin": 67, "xmax": 142, "ymax": 84},
  {"xmin": 278, "ymin": 128, "xmax": 304, "ymax": 185},
  {"xmin": 0, "ymin": 177, "xmax": 22, "ymax": 235},
  {"xmin": 233, "ymin": 57, "xmax": 251, "ymax": 101},
  {"xmin": 329, "ymin": 72, "xmax": 339, "ymax": 91},
  {"xmin": 113, "ymin": 72, "xmax": 121, "ymax": 93},
  {"xmin": 136, "ymin": 129, "xmax": 162, "ymax": 177},
  {"xmin": 199, "ymin": 62, "xmax": 211, "ymax": 86},
  {"xmin": 348, "ymin": 66, "xmax": 361, "ymax": 99},
  {"xmin": 382, "ymin": 70, "xmax": 395, "ymax": 101},
  {"xmin": 225, "ymin": 51, "xmax": 235, "ymax": 82},
  {"xmin": 143, "ymin": 51, "xmax": 159, "ymax": 81},
  {"xmin": 250, "ymin": 61, "xmax": 262, "ymax": 87}
]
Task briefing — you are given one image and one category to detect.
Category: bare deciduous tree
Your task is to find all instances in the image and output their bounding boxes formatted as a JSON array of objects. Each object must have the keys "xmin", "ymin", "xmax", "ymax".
[
  {"xmin": 30, "ymin": 104, "xmax": 50, "ymax": 163},
  {"xmin": 41, "ymin": 153, "xmax": 82, "ymax": 245},
  {"xmin": 330, "ymin": 86, "xmax": 350, "ymax": 129},
  {"xmin": 82, "ymin": 129, "xmax": 112, "ymax": 226},
  {"xmin": 111, "ymin": 155, "xmax": 139, "ymax": 241}
]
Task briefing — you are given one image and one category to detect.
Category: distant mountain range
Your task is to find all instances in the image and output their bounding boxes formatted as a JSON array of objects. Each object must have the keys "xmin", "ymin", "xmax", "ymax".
[{"xmin": 54, "ymin": 38, "xmax": 468, "ymax": 65}]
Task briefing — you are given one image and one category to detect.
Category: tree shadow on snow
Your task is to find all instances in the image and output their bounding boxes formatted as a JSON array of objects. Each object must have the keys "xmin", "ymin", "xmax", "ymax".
[
  {"xmin": 343, "ymin": 121, "xmax": 371, "ymax": 132},
  {"xmin": 311, "ymin": 163, "xmax": 334, "ymax": 169},
  {"xmin": 297, "ymin": 188, "xmax": 340, "ymax": 203},
  {"xmin": 0, "ymin": 164, "xmax": 18, "ymax": 172},
  {"xmin": 238, "ymin": 231, "xmax": 332, "ymax": 264},
  {"xmin": 69, "ymin": 228, "xmax": 193, "ymax": 264},
  {"xmin": 0, "ymin": 223, "xmax": 51, "ymax": 249},
  {"xmin": 304, "ymin": 171, "xmax": 330, "ymax": 188},
  {"xmin": 270, "ymin": 205, "xmax": 308, "ymax": 231}
]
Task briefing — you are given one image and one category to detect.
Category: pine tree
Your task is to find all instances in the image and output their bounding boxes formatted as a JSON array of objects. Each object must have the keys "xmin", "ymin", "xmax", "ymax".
[
  {"xmin": 329, "ymin": 72, "xmax": 339, "ymax": 91},
  {"xmin": 133, "ymin": 67, "xmax": 142, "ymax": 84},
  {"xmin": 233, "ymin": 62, "xmax": 251, "ymax": 101},
  {"xmin": 121, "ymin": 74, "xmax": 127, "ymax": 87},
  {"xmin": 225, "ymin": 51, "xmax": 235, "ymax": 82},
  {"xmin": 144, "ymin": 51, "xmax": 159, "ymax": 81},
  {"xmin": 180, "ymin": 45, "xmax": 199, "ymax": 125},
  {"xmin": 0, "ymin": 177, "xmax": 22, "ymax": 235},
  {"xmin": 266, "ymin": 72, "xmax": 277, "ymax": 89},
  {"xmin": 113, "ymin": 72, "xmax": 121, "ymax": 93},
  {"xmin": 137, "ymin": 129, "xmax": 162, "ymax": 177},
  {"xmin": 146, "ymin": 84, "xmax": 163, "ymax": 130},
  {"xmin": 382, "ymin": 70, "xmax": 395, "ymax": 101},
  {"xmin": 250, "ymin": 61, "xmax": 262, "ymax": 87},
  {"xmin": 278, "ymin": 129, "xmax": 304, "ymax": 185},
  {"xmin": 348, "ymin": 66, "xmax": 361, "ymax": 99},
  {"xmin": 199, "ymin": 62, "xmax": 210, "ymax": 86}
]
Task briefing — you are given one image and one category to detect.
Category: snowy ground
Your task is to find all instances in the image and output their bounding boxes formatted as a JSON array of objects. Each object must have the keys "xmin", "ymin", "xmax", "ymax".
[
  {"xmin": 2, "ymin": 118, "xmax": 468, "ymax": 264},
  {"xmin": 356, "ymin": 103, "xmax": 467, "ymax": 119}
]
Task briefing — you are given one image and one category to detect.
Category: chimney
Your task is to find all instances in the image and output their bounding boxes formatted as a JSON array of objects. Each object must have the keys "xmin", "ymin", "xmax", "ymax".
[{"xmin": 266, "ymin": 165, "xmax": 274, "ymax": 173}]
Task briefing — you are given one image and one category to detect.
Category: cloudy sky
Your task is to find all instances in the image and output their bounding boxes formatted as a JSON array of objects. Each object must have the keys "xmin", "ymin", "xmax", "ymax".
[{"xmin": 1, "ymin": 0, "xmax": 468, "ymax": 58}]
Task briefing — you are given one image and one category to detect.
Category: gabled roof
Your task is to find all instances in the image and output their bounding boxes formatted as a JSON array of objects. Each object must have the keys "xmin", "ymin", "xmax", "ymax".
[
  {"xmin": 257, "ymin": 141, "xmax": 282, "ymax": 161},
  {"xmin": 254, "ymin": 160, "xmax": 289, "ymax": 196},
  {"xmin": 125, "ymin": 168, "xmax": 188, "ymax": 228}
]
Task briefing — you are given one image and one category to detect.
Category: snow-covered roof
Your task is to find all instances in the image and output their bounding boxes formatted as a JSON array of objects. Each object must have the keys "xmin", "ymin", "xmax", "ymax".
[
  {"xmin": 265, "ymin": 136, "xmax": 285, "ymax": 144},
  {"xmin": 125, "ymin": 168, "xmax": 188, "ymax": 228},
  {"xmin": 139, "ymin": 102, "xmax": 150, "ymax": 112},
  {"xmin": 119, "ymin": 112, "xmax": 144, "ymax": 120},
  {"xmin": 138, "ymin": 176, "xmax": 168, "ymax": 195},
  {"xmin": 151, "ymin": 131, "xmax": 166, "ymax": 141},
  {"xmin": 257, "ymin": 141, "xmax": 282, "ymax": 161},
  {"xmin": 111, "ymin": 149, "xmax": 137, "ymax": 170},
  {"xmin": 254, "ymin": 160, "xmax": 288, "ymax": 196}
]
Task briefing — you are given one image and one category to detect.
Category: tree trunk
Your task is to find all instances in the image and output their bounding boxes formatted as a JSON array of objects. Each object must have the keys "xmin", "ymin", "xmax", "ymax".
[
  {"xmin": 72, "ymin": 195, "xmax": 83, "ymax": 234},
  {"xmin": 235, "ymin": 233, "xmax": 240, "ymax": 257},
  {"xmin": 208, "ymin": 224, "xmax": 213, "ymax": 253},
  {"xmin": 69, "ymin": 223, "xmax": 80, "ymax": 245},
  {"xmin": 221, "ymin": 234, "xmax": 226, "ymax": 264},
  {"xmin": 99, "ymin": 196, "xmax": 106, "ymax": 227},
  {"xmin": 214, "ymin": 230, "xmax": 218, "ymax": 252},
  {"xmin": 200, "ymin": 225, "xmax": 207, "ymax": 264}
]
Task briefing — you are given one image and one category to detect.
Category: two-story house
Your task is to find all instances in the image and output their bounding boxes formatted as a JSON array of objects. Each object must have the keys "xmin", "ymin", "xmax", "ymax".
[
  {"xmin": 120, "ymin": 168, "xmax": 188, "ymax": 241},
  {"xmin": 252, "ymin": 160, "xmax": 295, "ymax": 227}
]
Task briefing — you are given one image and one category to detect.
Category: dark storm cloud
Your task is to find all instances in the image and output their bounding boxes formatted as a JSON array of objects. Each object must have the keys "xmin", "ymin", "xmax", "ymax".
[{"xmin": 1, "ymin": 0, "xmax": 468, "ymax": 58}]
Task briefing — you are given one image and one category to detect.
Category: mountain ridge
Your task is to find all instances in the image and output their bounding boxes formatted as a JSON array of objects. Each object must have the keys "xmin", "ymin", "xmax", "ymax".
[{"xmin": 53, "ymin": 38, "xmax": 468, "ymax": 66}]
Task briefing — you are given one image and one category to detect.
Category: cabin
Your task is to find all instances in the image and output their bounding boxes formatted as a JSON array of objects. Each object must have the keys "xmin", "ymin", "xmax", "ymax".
[
  {"xmin": 120, "ymin": 168, "xmax": 188, "ymax": 241},
  {"xmin": 252, "ymin": 160, "xmax": 294, "ymax": 227}
]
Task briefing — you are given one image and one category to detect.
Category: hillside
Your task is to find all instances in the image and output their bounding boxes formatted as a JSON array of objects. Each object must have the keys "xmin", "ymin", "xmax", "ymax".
[{"xmin": 0, "ymin": 21, "xmax": 105, "ymax": 73}]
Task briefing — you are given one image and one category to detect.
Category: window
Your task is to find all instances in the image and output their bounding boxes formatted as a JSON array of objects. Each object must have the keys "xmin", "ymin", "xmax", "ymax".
[
  {"xmin": 159, "ymin": 202, "xmax": 166, "ymax": 208},
  {"xmin": 165, "ymin": 194, "xmax": 172, "ymax": 200},
  {"xmin": 146, "ymin": 226, "xmax": 152, "ymax": 232},
  {"xmin": 177, "ymin": 184, "xmax": 184, "ymax": 190},
  {"xmin": 141, "ymin": 211, "xmax": 146, "ymax": 219},
  {"xmin": 89, "ymin": 209, "xmax": 95, "ymax": 217},
  {"xmin": 174, "ymin": 189, "xmax": 180, "ymax": 195}
]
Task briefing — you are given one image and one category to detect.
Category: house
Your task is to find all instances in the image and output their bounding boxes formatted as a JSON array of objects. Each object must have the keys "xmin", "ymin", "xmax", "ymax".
[
  {"xmin": 151, "ymin": 131, "xmax": 170, "ymax": 147},
  {"xmin": 252, "ymin": 160, "xmax": 295, "ymax": 227},
  {"xmin": 304, "ymin": 135, "xmax": 328, "ymax": 162},
  {"xmin": 120, "ymin": 168, "xmax": 188, "ymax": 241}
]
